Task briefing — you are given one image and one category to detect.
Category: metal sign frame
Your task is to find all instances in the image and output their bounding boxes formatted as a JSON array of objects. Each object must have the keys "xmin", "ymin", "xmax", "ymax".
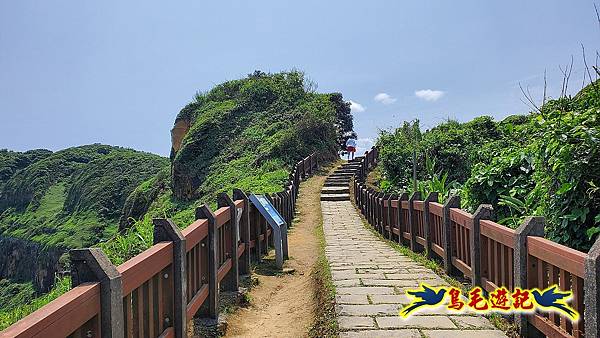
[{"xmin": 248, "ymin": 194, "xmax": 288, "ymax": 268}]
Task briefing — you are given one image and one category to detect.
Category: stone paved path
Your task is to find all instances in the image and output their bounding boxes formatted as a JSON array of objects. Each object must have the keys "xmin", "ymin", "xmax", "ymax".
[{"xmin": 321, "ymin": 166, "xmax": 507, "ymax": 337}]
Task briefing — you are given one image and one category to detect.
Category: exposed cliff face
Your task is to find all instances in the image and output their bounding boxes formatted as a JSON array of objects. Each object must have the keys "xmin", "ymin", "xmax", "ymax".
[{"xmin": 0, "ymin": 236, "xmax": 63, "ymax": 292}]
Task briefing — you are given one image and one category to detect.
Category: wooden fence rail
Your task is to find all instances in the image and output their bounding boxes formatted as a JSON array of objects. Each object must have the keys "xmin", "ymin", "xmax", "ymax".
[
  {"xmin": 1, "ymin": 154, "xmax": 319, "ymax": 338},
  {"xmin": 353, "ymin": 147, "xmax": 600, "ymax": 338}
]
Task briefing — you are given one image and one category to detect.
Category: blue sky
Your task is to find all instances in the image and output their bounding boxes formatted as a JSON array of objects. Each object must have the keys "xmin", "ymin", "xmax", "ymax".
[{"xmin": 0, "ymin": 1, "xmax": 597, "ymax": 156}]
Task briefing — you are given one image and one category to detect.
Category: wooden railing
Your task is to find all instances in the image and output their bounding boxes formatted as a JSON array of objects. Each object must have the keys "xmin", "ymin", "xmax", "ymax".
[
  {"xmin": 353, "ymin": 147, "xmax": 600, "ymax": 338},
  {"xmin": 1, "ymin": 154, "xmax": 319, "ymax": 338}
]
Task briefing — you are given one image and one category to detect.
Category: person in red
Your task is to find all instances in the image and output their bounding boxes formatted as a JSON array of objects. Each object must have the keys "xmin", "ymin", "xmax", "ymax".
[{"xmin": 346, "ymin": 137, "xmax": 357, "ymax": 160}]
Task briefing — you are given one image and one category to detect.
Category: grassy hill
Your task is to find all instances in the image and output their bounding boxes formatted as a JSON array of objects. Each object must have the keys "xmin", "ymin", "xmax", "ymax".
[
  {"xmin": 110, "ymin": 71, "xmax": 352, "ymax": 264},
  {"xmin": 0, "ymin": 144, "xmax": 168, "ymax": 314},
  {"xmin": 0, "ymin": 71, "xmax": 353, "ymax": 328},
  {"xmin": 376, "ymin": 81, "xmax": 600, "ymax": 251}
]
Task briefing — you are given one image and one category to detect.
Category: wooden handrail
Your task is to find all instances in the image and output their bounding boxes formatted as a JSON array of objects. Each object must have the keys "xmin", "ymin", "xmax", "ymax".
[
  {"xmin": 2, "ymin": 283, "xmax": 100, "ymax": 338},
  {"xmin": 480, "ymin": 219, "xmax": 516, "ymax": 248},
  {"xmin": 528, "ymin": 236, "xmax": 586, "ymax": 277},
  {"xmin": 118, "ymin": 241, "xmax": 173, "ymax": 295}
]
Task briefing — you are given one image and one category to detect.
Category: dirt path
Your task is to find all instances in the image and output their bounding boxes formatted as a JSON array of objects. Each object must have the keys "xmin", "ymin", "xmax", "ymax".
[{"xmin": 225, "ymin": 171, "xmax": 328, "ymax": 338}]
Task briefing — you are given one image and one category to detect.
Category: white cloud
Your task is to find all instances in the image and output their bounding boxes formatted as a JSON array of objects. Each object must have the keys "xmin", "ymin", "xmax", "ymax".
[
  {"xmin": 415, "ymin": 89, "xmax": 445, "ymax": 101},
  {"xmin": 356, "ymin": 138, "xmax": 374, "ymax": 152},
  {"xmin": 349, "ymin": 100, "xmax": 365, "ymax": 113},
  {"xmin": 374, "ymin": 92, "xmax": 397, "ymax": 105}
]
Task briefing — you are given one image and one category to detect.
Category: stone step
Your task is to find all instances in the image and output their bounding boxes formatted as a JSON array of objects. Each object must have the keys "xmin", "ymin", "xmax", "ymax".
[
  {"xmin": 332, "ymin": 171, "xmax": 355, "ymax": 175},
  {"xmin": 326, "ymin": 178, "xmax": 352, "ymax": 184},
  {"xmin": 329, "ymin": 174, "xmax": 354, "ymax": 179},
  {"xmin": 321, "ymin": 187, "xmax": 350, "ymax": 194},
  {"xmin": 323, "ymin": 181, "xmax": 349, "ymax": 187},
  {"xmin": 320, "ymin": 193, "xmax": 350, "ymax": 201}
]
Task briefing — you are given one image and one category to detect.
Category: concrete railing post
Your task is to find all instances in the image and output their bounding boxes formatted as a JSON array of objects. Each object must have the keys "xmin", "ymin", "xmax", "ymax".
[
  {"xmin": 397, "ymin": 193, "xmax": 409, "ymax": 244},
  {"xmin": 386, "ymin": 194, "xmax": 396, "ymax": 240},
  {"xmin": 585, "ymin": 235, "xmax": 600, "ymax": 338},
  {"xmin": 70, "ymin": 248, "xmax": 124, "ymax": 338},
  {"xmin": 153, "ymin": 218, "xmax": 187, "ymax": 337},
  {"xmin": 423, "ymin": 192, "xmax": 439, "ymax": 259},
  {"xmin": 377, "ymin": 192, "xmax": 385, "ymax": 233},
  {"xmin": 196, "ymin": 204, "xmax": 219, "ymax": 319},
  {"xmin": 218, "ymin": 193, "xmax": 240, "ymax": 292},
  {"xmin": 408, "ymin": 192, "xmax": 421, "ymax": 252},
  {"xmin": 514, "ymin": 216, "xmax": 545, "ymax": 337},
  {"xmin": 233, "ymin": 189, "xmax": 251, "ymax": 274},
  {"xmin": 443, "ymin": 195, "xmax": 461, "ymax": 275},
  {"xmin": 470, "ymin": 204, "xmax": 493, "ymax": 287}
]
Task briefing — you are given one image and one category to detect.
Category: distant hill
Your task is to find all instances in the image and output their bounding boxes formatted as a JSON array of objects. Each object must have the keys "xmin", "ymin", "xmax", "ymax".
[{"xmin": 0, "ymin": 144, "xmax": 168, "ymax": 300}]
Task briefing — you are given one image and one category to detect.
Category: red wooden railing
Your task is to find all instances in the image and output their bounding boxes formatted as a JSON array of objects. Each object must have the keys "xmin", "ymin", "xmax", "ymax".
[
  {"xmin": 352, "ymin": 146, "xmax": 597, "ymax": 338},
  {"xmin": 2, "ymin": 153, "xmax": 319, "ymax": 338}
]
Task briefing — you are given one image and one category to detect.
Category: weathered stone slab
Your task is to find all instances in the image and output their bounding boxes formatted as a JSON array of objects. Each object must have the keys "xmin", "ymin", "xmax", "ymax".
[
  {"xmin": 369, "ymin": 294, "xmax": 411, "ymax": 304},
  {"xmin": 376, "ymin": 315, "xmax": 457, "ymax": 329},
  {"xmin": 423, "ymin": 330, "xmax": 507, "ymax": 338},
  {"xmin": 340, "ymin": 329, "xmax": 421, "ymax": 338},
  {"xmin": 338, "ymin": 316, "xmax": 375, "ymax": 330},
  {"xmin": 337, "ymin": 304, "xmax": 400, "ymax": 316},
  {"xmin": 336, "ymin": 294, "xmax": 369, "ymax": 305},
  {"xmin": 449, "ymin": 315, "xmax": 495, "ymax": 329},
  {"xmin": 336, "ymin": 286, "xmax": 395, "ymax": 295}
]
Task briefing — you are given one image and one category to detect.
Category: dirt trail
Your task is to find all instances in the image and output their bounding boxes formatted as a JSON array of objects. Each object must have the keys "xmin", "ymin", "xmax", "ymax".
[{"xmin": 225, "ymin": 171, "xmax": 328, "ymax": 338}]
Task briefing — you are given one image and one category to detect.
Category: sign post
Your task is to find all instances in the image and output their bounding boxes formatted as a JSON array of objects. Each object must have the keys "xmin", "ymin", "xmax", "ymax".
[{"xmin": 248, "ymin": 194, "xmax": 288, "ymax": 269}]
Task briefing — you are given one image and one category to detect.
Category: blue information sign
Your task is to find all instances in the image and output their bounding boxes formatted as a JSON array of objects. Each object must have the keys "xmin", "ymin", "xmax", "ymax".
[
  {"xmin": 255, "ymin": 195, "xmax": 285, "ymax": 226},
  {"xmin": 248, "ymin": 194, "xmax": 289, "ymax": 268}
]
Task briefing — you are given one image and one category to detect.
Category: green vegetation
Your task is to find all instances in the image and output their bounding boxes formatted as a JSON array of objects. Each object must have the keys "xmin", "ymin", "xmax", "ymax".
[
  {"xmin": 376, "ymin": 81, "xmax": 600, "ymax": 251},
  {"xmin": 0, "ymin": 144, "xmax": 169, "ymax": 249},
  {"xmin": 0, "ymin": 71, "xmax": 352, "ymax": 328},
  {"xmin": 112, "ymin": 71, "xmax": 353, "ymax": 264},
  {"xmin": 0, "ymin": 277, "xmax": 71, "ymax": 330},
  {"xmin": 310, "ymin": 186, "xmax": 338, "ymax": 337},
  {"xmin": 0, "ymin": 145, "xmax": 168, "ymax": 322}
]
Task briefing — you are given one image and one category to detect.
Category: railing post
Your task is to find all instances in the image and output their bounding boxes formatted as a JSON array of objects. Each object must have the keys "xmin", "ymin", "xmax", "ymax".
[
  {"xmin": 252, "ymin": 202, "xmax": 263, "ymax": 263},
  {"xmin": 196, "ymin": 204, "xmax": 219, "ymax": 319},
  {"xmin": 424, "ymin": 192, "xmax": 439, "ymax": 259},
  {"xmin": 70, "ymin": 248, "xmax": 124, "ymax": 338},
  {"xmin": 514, "ymin": 216, "xmax": 545, "ymax": 337},
  {"xmin": 386, "ymin": 194, "xmax": 396, "ymax": 240},
  {"xmin": 301, "ymin": 159, "xmax": 306, "ymax": 178},
  {"xmin": 585, "ymin": 235, "xmax": 600, "ymax": 338},
  {"xmin": 470, "ymin": 204, "xmax": 493, "ymax": 288},
  {"xmin": 443, "ymin": 195, "xmax": 460, "ymax": 275},
  {"xmin": 233, "ymin": 189, "xmax": 251, "ymax": 275},
  {"xmin": 408, "ymin": 192, "xmax": 421, "ymax": 252},
  {"xmin": 376, "ymin": 192, "xmax": 384, "ymax": 233},
  {"xmin": 397, "ymin": 193, "xmax": 409, "ymax": 244},
  {"xmin": 153, "ymin": 218, "xmax": 187, "ymax": 337},
  {"xmin": 218, "ymin": 193, "xmax": 239, "ymax": 292}
]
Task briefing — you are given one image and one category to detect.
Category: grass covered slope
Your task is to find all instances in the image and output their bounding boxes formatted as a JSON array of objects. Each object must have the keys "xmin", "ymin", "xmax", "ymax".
[
  {"xmin": 376, "ymin": 81, "xmax": 600, "ymax": 251},
  {"xmin": 0, "ymin": 71, "xmax": 353, "ymax": 328},
  {"xmin": 0, "ymin": 144, "xmax": 168, "ymax": 300},
  {"xmin": 172, "ymin": 70, "xmax": 350, "ymax": 201},
  {"xmin": 0, "ymin": 144, "xmax": 169, "ymax": 249},
  {"xmin": 112, "ymin": 71, "xmax": 353, "ymax": 264}
]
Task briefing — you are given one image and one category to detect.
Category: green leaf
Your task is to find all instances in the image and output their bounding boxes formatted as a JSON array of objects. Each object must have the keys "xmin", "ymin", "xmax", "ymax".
[
  {"xmin": 587, "ymin": 227, "xmax": 600, "ymax": 240},
  {"xmin": 556, "ymin": 182, "xmax": 573, "ymax": 195}
]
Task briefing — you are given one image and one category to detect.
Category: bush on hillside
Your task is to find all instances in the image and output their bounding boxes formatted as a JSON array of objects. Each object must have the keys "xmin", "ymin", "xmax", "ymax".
[{"xmin": 376, "ymin": 81, "xmax": 600, "ymax": 251}]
